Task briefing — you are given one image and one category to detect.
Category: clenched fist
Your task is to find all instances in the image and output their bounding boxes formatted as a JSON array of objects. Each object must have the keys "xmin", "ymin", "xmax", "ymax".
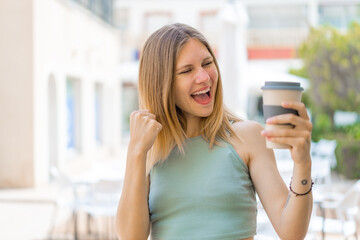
[{"xmin": 128, "ymin": 110, "xmax": 162, "ymax": 155}]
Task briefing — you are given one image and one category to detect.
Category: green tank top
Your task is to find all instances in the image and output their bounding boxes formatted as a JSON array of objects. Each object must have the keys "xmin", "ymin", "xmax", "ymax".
[{"xmin": 149, "ymin": 136, "xmax": 257, "ymax": 240}]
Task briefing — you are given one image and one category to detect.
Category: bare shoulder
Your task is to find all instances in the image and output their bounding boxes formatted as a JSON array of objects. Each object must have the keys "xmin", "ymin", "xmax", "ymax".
[
  {"xmin": 232, "ymin": 120, "xmax": 264, "ymax": 142},
  {"xmin": 232, "ymin": 120, "xmax": 279, "ymax": 181},
  {"xmin": 230, "ymin": 120, "xmax": 267, "ymax": 166}
]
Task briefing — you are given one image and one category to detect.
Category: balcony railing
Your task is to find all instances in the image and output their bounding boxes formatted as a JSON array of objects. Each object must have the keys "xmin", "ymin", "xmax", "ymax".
[{"xmin": 247, "ymin": 28, "xmax": 310, "ymax": 48}]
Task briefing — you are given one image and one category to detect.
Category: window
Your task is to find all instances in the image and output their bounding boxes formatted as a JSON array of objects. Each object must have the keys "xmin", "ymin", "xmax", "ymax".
[
  {"xmin": 121, "ymin": 82, "xmax": 139, "ymax": 137},
  {"xmin": 71, "ymin": 0, "xmax": 113, "ymax": 24},
  {"xmin": 66, "ymin": 77, "xmax": 82, "ymax": 152},
  {"xmin": 94, "ymin": 83, "xmax": 104, "ymax": 144},
  {"xmin": 319, "ymin": 4, "xmax": 360, "ymax": 29}
]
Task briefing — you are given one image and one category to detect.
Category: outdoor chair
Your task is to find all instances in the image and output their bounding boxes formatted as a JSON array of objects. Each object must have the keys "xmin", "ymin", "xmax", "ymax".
[
  {"xmin": 49, "ymin": 167, "xmax": 123, "ymax": 240},
  {"xmin": 311, "ymin": 139, "xmax": 337, "ymax": 185},
  {"xmin": 77, "ymin": 179, "xmax": 123, "ymax": 240},
  {"xmin": 273, "ymin": 139, "xmax": 334, "ymax": 187},
  {"xmin": 310, "ymin": 180, "xmax": 360, "ymax": 240},
  {"xmin": 49, "ymin": 166, "xmax": 87, "ymax": 240}
]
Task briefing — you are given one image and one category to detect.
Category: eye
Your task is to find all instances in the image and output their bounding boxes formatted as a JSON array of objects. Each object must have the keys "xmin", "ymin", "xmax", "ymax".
[
  {"xmin": 179, "ymin": 69, "xmax": 191, "ymax": 74},
  {"xmin": 203, "ymin": 61, "xmax": 213, "ymax": 67}
]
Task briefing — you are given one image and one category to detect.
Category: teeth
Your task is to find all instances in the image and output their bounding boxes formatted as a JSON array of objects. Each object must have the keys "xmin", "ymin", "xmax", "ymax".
[{"xmin": 192, "ymin": 88, "xmax": 210, "ymax": 95}]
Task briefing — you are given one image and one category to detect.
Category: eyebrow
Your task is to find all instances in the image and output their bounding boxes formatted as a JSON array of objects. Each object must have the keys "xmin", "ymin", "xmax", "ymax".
[{"xmin": 176, "ymin": 56, "xmax": 213, "ymax": 72}]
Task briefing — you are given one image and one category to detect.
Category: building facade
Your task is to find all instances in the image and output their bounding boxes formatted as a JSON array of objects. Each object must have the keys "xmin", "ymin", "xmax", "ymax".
[
  {"xmin": 114, "ymin": 0, "xmax": 360, "ymax": 61},
  {"xmin": 1, "ymin": 0, "xmax": 359, "ymax": 188},
  {"xmin": 0, "ymin": 0, "xmax": 122, "ymax": 187},
  {"xmin": 113, "ymin": 0, "xmax": 360, "ymax": 119}
]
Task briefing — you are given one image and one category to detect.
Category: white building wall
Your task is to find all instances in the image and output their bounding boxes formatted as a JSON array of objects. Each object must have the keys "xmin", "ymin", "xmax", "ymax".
[
  {"xmin": 115, "ymin": 0, "xmax": 226, "ymax": 60},
  {"xmin": 33, "ymin": 0, "xmax": 122, "ymax": 186},
  {"xmin": 0, "ymin": 0, "xmax": 35, "ymax": 188},
  {"xmin": 0, "ymin": 0, "xmax": 122, "ymax": 187}
]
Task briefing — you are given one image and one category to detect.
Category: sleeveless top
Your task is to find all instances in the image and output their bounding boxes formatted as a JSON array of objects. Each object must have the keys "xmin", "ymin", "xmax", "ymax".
[{"xmin": 148, "ymin": 136, "xmax": 257, "ymax": 240}]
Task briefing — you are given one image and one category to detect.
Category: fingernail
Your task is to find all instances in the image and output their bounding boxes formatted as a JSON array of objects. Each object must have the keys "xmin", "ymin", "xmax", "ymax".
[
  {"xmin": 266, "ymin": 118, "xmax": 273, "ymax": 123},
  {"xmin": 282, "ymin": 101, "xmax": 289, "ymax": 106},
  {"xmin": 262, "ymin": 130, "xmax": 271, "ymax": 136}
]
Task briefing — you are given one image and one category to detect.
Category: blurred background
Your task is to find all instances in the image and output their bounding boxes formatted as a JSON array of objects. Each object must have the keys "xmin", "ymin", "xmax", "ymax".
[{"xmin": 0, "ymin": 0, "xmax": 360, "ymax": 239}]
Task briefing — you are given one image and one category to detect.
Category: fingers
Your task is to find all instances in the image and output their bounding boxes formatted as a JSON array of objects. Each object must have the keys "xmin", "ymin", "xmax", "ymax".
[
  {"xmin": 262, "ymin": 129, "xmax": 311, "ymax": 139},
  {"xmin": 154, "ymin": 122, "xmax": 162, "ymax": 133},
  {"xmin": 266, "ymin": 101, "xmax": 311, "ymax": 129},
  {"xmin": 261, "ymin": 127, "xmax": 311, "ymax": 150},
  {"xmin": 142, "ymin": 112, "xmax": 156, "ymax": 120},
  {"xmin": 281, "ymin": 101, "xmax": 309, "ymax": 120},
  {"xmin": 131, "ymin": 110, "xmax": 156, "ymax": 120},
  {"xmin": 264, "ymin": 102, "xmax": 312, "ymax": 162},
  {"xmin": 267, "ymin": 114, "xmax": 312, "ymax": 130},
  {"xmin": 147, "ymin": 116, "xmax": 162, "ymax": 132},
  {"xmin": 128, "ymin": 110, "xmax": 162, "ymax": 154},
  {"xmin": 265, "ymin": 136, "xmax": 310, "ymax": 149},
  {"xmin": 130, "ymin": 110, "xmax": 162, "ymax": 132}
]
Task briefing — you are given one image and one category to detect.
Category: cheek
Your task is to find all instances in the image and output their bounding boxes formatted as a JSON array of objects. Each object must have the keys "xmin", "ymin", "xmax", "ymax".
[
  {"xmin": 174, "ymin": 80, "xmax": 188, "ymax": 105},
  {"xmin": 209, "ymin": 68, "xmax": 218, "ymax": 86}
]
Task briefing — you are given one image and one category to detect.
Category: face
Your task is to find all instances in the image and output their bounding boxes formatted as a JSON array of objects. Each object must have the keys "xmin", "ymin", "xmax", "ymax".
[{"xmin": 174, "ymin": 39, "xmax": 218, "ymax": 120}]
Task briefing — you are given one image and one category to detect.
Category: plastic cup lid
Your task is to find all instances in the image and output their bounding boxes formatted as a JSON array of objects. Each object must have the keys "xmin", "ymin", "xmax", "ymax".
[{"xmin": 261, "ymin": 81, "xmax": 304, "ymax": 91}]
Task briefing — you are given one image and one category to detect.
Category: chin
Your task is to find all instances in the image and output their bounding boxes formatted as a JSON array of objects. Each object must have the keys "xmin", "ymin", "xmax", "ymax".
[{"xmin": 199, "ymin": 109, "xmax": 214, "ymax": 118}]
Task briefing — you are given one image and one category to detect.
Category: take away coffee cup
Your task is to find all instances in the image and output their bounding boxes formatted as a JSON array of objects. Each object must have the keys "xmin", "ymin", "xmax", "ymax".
[{"xmin": 261, "ymin": 81, "xmax": 304, "ymax": 149}]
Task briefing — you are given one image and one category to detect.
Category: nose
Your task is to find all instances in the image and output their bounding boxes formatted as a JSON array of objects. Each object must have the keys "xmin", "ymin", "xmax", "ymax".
[{"xmin": 195, "ymin": 67, "xmax": 210, "ymax": 84}]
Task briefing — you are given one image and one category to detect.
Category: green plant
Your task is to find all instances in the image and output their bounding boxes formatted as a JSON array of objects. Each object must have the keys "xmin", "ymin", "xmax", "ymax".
[
  {"xmin": 290, "ymin": 23, "xmax": 360, "ymax": 178},
  {"xmin": 335, "ymin": 139, "xmax": 360, "ymax": 179},
  {"xmin": 289, "ymin": 67, "xmax": 308, "ymax": 79},
  {"xmin": 298, "ymin": 23, "xmax": 360, "ymax": 117},
  {"xmin": 338, "ymin": 122, "xmax": 360, "ymax": 140},
  {"xmin": 311, "ymin": 113, "xmax": 334, "ymax": 141}
]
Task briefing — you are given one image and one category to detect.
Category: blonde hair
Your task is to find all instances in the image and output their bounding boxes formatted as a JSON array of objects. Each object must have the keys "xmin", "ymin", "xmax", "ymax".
[{"xmin": 138, "ymin": 23, "xmax": 242, "ymax": 173}]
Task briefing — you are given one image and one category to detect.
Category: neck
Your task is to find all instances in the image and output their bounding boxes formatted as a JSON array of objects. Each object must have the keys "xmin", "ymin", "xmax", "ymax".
[{"xmin": 185, "ymin": 115, "xmax": 202, "ymax": 138}]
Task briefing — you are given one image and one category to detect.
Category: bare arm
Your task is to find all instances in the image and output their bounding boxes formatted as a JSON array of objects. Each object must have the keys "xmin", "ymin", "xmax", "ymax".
[
  {"xmin": 279, "ymin": 158, "xmax": 312, "ymax": 239},
  {"xmin": 237, "ymin": 101, "xmax": 313, "ymax": 240},
  {"xmin": 250, "ymin": 143, "xmax": 312, "ymax": 240},
  {"xmin": 116, "ymin": 110, "xmax": 162, "ymax": 240},
  {"xmin": 260, "ymin": 101, "xmax": 313, "ymax": 239}
]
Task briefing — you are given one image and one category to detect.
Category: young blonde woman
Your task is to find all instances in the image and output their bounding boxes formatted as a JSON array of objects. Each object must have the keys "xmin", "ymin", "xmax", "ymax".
[{"xmin": 116, "ymin": 23, "xmax": 313, "ymax": 240}]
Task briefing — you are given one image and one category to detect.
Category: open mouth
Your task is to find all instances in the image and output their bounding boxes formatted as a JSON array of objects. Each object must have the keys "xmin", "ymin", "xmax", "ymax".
[{"xmin": 190, "ymin": 87, "xmax": 211, "ymax": 104}]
